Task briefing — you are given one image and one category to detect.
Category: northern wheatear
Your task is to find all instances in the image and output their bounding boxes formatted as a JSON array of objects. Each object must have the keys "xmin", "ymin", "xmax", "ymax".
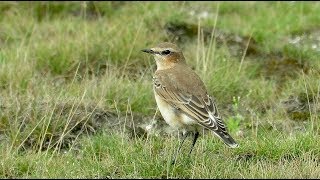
[{"xmin": 142, "ymin": 42, "xmax": 238, "ymax": 164}]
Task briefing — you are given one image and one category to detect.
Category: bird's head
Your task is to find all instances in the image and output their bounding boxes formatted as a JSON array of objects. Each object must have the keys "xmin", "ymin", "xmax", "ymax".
[{"xmin": 142, "ymin": 42, "xmax": 185, "ymax": 70}]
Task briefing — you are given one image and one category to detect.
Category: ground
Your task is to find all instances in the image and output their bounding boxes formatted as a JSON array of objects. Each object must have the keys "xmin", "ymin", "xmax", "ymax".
[{"xmin": 0, "ymin": 1, "xmax": 320, "ymax": 178}]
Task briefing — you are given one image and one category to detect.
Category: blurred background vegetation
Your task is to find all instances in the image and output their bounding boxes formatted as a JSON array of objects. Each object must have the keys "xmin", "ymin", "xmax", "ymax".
[{"xmin": 0, "ymin": 1, "xmax": 319, "ymax": 178}]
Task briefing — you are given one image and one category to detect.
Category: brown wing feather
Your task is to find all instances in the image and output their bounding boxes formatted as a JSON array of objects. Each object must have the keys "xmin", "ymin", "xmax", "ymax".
[{"xmin": 153, "ymin": 75, "xmax": 226, "ymax": 132}]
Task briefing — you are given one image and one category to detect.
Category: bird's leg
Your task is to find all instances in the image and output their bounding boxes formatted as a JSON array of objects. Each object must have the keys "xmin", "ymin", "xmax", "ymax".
[
  {"xmin": 188, "ymin": 131, "xmax": 199, "ymax": 155},
  {"xmin": 171, "ymin": 131, "xmax": 189, "ymax": 165}
]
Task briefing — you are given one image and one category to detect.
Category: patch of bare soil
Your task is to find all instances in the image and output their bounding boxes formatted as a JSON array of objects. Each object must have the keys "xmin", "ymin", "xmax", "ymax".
[
  {"xmin": 281, "ymin": 92, "xmax": 320, "ymax": 122},
  {"xmin": 0, "ymin": 100, "xmax": 174, "ymax": 152}
]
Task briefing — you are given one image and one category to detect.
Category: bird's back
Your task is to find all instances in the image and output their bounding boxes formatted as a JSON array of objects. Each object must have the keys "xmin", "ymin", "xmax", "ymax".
[{"xmin": 155, "ymin": 63, "xmax": 208, "ymax": 98}]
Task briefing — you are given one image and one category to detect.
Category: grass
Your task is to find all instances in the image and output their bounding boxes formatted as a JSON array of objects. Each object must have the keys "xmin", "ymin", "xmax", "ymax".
[
  {"xmin": 1, "ymin": 131, "xmax": 320, "ymax": 178},
  {"xmin": 0, "ymin": 1, "xmax": 320, "ymax": 178}
]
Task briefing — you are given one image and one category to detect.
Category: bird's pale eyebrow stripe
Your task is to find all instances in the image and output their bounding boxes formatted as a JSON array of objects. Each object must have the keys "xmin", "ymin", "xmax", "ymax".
[{"xmin": 152, "ymin": 47, "xmax": 176, "ymax": 53}]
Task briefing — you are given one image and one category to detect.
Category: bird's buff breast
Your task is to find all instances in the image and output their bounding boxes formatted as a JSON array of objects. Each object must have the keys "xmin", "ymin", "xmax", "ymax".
[{"xmin": 154, "ymin": 92, "xmax": 196, "ymax": 130}]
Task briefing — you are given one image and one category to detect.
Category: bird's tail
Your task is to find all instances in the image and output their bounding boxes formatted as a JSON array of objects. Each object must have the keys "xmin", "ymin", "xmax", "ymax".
[{"xmin": 213, "ymin": 131, "xmax": 239, "ymax": 148}]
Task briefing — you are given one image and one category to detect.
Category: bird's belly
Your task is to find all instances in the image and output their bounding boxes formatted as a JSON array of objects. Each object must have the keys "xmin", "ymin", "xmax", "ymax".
[{"xmin": 154, "ymin": 93, "xmax": 196, "ymax": 130}]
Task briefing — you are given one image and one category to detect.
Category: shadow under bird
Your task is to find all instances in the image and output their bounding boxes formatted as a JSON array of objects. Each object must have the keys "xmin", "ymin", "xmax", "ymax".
[{"xmin": 142, "ymin": 42, "xmax": 239, "ymax": 164}]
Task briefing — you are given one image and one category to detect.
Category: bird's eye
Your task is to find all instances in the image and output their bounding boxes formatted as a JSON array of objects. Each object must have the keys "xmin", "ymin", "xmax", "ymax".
[{"xmin": 161, "ymin": 50, "xmax": 171, "ymax": 55}]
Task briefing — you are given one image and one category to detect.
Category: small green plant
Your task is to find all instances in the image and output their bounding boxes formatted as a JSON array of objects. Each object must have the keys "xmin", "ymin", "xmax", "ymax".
[{"xmin": 226, "ymin": 96, "xmax": 244, "ymax": 133}]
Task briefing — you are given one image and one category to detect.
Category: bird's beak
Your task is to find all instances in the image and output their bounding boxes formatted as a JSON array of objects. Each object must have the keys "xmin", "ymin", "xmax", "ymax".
[{"xmin": 141, "ymin": 49, "xmax": 154, "ymax": 54}]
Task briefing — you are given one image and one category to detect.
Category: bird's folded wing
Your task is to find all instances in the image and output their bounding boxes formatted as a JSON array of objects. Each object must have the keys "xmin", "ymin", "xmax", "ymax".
[{"xmin": 153, "ymin": 78, "xmax": 228, "ymax": 133}]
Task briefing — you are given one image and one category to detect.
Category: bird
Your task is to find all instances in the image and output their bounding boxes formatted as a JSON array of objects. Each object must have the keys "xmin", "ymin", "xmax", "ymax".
[{"xmin": 141, "ymin": 42, "xmax": 239, "ymax": 164}]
